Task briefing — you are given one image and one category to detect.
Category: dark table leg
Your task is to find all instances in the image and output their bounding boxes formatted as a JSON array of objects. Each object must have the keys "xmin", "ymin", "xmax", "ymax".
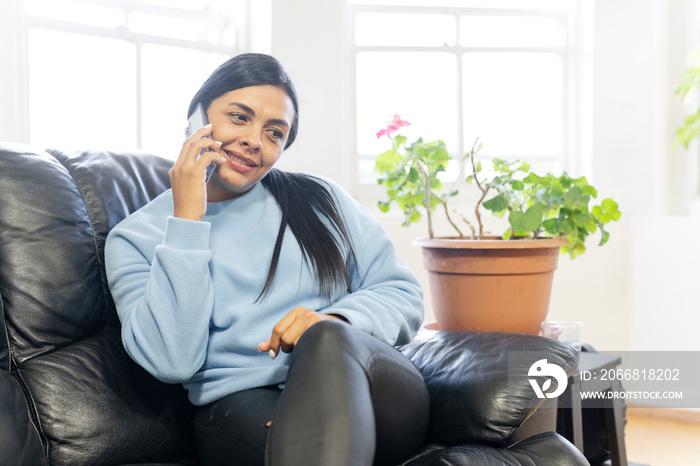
[
  {"xmin": 559, "ymin": 378, "xmax": 585, "ymax": 452},
  {"xmin": 605, "ymin": 380, "xmax": 628, "ymax": 466}
]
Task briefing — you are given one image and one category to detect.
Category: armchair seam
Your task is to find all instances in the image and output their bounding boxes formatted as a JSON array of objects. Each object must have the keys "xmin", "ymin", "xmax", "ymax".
[
  {"xmin": 11, "ymin": 368, "xmax": 51, "ymax": 465},
  {"xmin": 1, "ymin": 292, "xmax": 10, "ymax": 373}
]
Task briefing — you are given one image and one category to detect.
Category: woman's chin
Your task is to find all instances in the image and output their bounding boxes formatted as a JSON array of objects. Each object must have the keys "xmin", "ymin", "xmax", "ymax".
[{"xmin": 207, "ymin": 170, "xmax": 259, "ymax": 201}]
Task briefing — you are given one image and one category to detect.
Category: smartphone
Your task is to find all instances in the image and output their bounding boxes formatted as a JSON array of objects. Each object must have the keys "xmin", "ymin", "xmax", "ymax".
[{"xmin": 185, "ymin": 103, "xmax": 217, "ymax": 183}]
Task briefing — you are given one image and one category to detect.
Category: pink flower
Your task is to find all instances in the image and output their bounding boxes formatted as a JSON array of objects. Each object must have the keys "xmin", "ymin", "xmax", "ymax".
[{"xmin": 376, "ymin": 114, "xmax": 411, "ymax": 138}]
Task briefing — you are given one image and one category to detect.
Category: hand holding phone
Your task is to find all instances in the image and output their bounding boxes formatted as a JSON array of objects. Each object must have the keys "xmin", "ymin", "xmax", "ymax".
[{"xmin": 185, "ymin": 103, "xmax": 217, "ymax": 183}]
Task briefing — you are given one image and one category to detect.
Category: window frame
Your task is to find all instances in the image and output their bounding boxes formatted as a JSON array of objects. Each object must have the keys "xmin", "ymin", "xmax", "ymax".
[
  {"xmin": 12, "ymin": 0, "xmax": 261, "ymax": 152},
  {"xmin": 346, "ymin": 1, "xmax": 585, "ymax": 203}
]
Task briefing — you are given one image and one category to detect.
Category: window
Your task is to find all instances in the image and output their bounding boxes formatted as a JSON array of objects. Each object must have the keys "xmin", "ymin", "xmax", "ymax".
[
  {"xmin": 18, "ymin": 0, "xmax": 264, "ymax": 159},
  {"xmin": 349, "ymin": 0, "xmax": 579, "ymax": 187}
]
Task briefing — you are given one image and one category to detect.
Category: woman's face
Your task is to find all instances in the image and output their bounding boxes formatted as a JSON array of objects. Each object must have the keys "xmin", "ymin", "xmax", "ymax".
[{"xmin": 205, "ymin": 85, "xmax": 295, "ymax": 201}]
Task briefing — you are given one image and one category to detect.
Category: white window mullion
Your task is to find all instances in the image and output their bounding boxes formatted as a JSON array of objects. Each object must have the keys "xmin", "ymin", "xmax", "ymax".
[
  {"xmin": 25, "ymin": 15, "xmax": 235, "ymax": 55},
  {"xmin": 135, "ymin": 39, "xmax": 143, "ymax": 149},
  {"xmin": 0, "ymin": 0, "xmax": 30, "ymax": 143},
  {"xmin": 350, "ymin": 0, "xmax": 575, "ymax": 190},
  {"xmin": 19, "ymin": 0, "xmax": 255, "ymax": 157}
]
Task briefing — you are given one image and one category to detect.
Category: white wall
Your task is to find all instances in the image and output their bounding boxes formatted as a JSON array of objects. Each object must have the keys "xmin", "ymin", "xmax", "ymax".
[
  {"xmin": 0, "ymin": 0, "xmax": 28, "ymax": 142},
  {"xmin": 269, "ymin": 0, "xmax": 700, "ymax": 353},
  {"xmin": 269, "ymin": 0, "xmax": 354, "ymax": 191},
  {"xmin": 2, "ymin": 0, "xmax": 697, "ymax": 353}
]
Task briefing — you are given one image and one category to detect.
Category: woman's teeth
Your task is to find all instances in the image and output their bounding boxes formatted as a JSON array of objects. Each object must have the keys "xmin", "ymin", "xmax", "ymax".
[{"xmin": 229, "ymin": 153, "xmax": 254, "ymax": 166}]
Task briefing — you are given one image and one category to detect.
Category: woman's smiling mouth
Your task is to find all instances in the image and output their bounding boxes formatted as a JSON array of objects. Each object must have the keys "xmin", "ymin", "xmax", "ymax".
[{"xmin": 225, "ymin": 151, "xmax": 258, "ymax": 173}]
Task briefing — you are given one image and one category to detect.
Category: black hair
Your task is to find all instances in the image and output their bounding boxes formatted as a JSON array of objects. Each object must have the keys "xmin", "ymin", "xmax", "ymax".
[
  {"xmin": 189, "ymin": 53, "xmax": 356, "ymax": 300},
  {"xmin": 260, "ymin": 171, "xmax": 357, "ymax": 301},
  {"xmin": 188, "ymin": 53, "xmax": 299, "ymax": 149}
]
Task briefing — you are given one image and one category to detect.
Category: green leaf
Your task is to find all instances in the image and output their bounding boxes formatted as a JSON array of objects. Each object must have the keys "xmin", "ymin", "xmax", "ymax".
[
  {"xmin": 377, "ymin": 201, "xmax": 390, "ymax": 213},
  {"xmin": 562, "ymin": 186, "xmax": 590, "ymax": 207},
  {"xmin": 601, "ymin": 198, "xmax": 616, "ymax": 210},
  {"xmin": 509, "ymin": 180, "xmax": 524, "ymax": 191},
  {"xmin": 483, "ymin": 193, "xmax": 509, "ymax": 212},
  {"xmin": 402, "ymin": 209, "xmax": 422, "ymax": 227},
  {"xmin": 374, "ymin": 149, "xmax": 402, "ymax": 173},
  {"xmin": 572, "ymin": 210, "xmax": 594, "ymax": 228},
  {"xmin": 508, "ymin": 205, "xmax": 543, "ymax": 233},
  {"xmin": 598, "ymin": 224, "xmax": 610, "ymax": 246},
  {"xmin": 582, "ymin": 185, "xmax": 598, "ymax": 197},
  {"xmin": 674, "ymin": 111, "xmax": 700, "ymax": 148},
  {"xmin": 429, "ymin": 148, "xmax": 450, "ymax": 169},
  {"xmin": 601, "ymin": 198, "xmax": 621, "ymax": 222},
  {"xmin": 559, "ymin": 217, "xmax": 575, "ymax": 235},
  {"xmin": 523, "ymin": 172, "xmax": 541, "ymax": 184},
  {"xmin": 568, "ymin": 241, "xmax": 587, "ymax": 259},
  {"xmin": 542, "ymin": 218, "xmax": 559, "ymax": 235},
  {"xmin": 488, "ymin": 176, "xmax": 505, "ymax": 189},
  {"xmin": 392, "ymin": 134, "xmax": 407, "ymax": 149}
]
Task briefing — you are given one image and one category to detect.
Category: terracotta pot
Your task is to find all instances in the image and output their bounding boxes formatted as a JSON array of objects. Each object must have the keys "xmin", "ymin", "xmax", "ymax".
[{"xmin": 413, "ymin": 236, "xmax": 569, "ymax": 335}]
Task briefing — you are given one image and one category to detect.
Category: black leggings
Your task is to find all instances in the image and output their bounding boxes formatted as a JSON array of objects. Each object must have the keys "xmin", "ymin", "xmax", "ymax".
[{"xmin": 192, "ymin": 320, "xmax": 430, "ymax": 466}]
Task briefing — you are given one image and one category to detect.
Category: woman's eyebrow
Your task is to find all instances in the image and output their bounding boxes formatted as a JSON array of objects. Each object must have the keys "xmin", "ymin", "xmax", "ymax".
[
  {"xmin": 227, "ymin": 102, "xmax": 290, "ymax": 128},
  {"xmin": 228, "ymin": 102, "xmax": 255, "ymax": 115}
]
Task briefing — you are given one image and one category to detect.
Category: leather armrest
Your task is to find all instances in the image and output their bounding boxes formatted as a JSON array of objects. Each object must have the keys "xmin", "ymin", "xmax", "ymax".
[
  {"xmin": 401, "ymin": 431, "xmax": 590, "ymax": 466},
  {"xmin": 400, "ymin": 330, "xmax": 578, "ymax": 447},
  {"xmin": 0, "ymin": 370, "xmax": 44, "ymax": 465}
]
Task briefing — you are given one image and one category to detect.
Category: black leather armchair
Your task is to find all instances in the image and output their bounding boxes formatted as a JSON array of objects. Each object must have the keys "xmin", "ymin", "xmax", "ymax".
[{"xmin": 0, "ymin": 143, "xmax": 589, "ymax": 466}]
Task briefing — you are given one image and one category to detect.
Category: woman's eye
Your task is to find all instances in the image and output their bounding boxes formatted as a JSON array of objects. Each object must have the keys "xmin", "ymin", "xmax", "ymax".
[
  {"xmin": 230, "ymin": 113, "xmax": 247, "ymax": 123},
  {"xmin": 268, "ymin": 129, "xmax": 284, "ymax": 140}
]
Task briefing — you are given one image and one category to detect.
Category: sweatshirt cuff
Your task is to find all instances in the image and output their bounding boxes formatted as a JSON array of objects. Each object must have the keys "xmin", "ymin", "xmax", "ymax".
[
  {"xmin": 319, "ymin": 308, "xmax": 373, "ymax": 333},
  {"xmin": 162, "ymin": 216, "xmax": 211, "ymax": 251}
]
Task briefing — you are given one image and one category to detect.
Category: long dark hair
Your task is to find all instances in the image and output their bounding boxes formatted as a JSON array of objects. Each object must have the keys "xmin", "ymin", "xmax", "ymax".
[
  {"xmin": 188, "ymin": 53, "xmax": 299, "ymax": 149},
  {"xmin": 189, "ymin": 53, "xmax": 357, "ymax": 300}
]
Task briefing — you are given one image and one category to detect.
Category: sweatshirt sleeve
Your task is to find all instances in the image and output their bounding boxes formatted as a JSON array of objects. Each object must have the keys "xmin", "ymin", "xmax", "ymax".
[
  {"xmin": 105, "ymin": 215, "xmax": 214, "ymax": 383},
  {"xmin": 317, "ymin": 185, "xmax": 424, "ymax": 346}
]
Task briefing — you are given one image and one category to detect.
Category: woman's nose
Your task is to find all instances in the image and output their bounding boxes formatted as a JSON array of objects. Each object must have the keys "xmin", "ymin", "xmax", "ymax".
[{"xmin": 240, "ymin": 128, "xmax": 262, "ymax": 151}]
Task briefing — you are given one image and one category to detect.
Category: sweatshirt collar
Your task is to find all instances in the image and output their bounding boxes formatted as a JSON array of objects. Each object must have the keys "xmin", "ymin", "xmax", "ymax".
[{"xmin": 204, "ymin": 181, "xmax": 266, "ymax": 215}]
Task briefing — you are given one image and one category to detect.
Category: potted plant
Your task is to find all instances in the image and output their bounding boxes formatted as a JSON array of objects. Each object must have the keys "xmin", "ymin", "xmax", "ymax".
[
  {"xmin": 673, "ymin": 47, "xmax": 700, "ymax": 148},
  {"xmin": 374, "ymin": 115, "xmax": 622, "ymax": 334}
]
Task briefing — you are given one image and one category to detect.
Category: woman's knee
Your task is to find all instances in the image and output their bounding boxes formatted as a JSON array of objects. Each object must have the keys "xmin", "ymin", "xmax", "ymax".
[
  {"xmin": 288, "ymin": 320, "xmax": 391, "ymax": 391},
  {"xmin": 292, "ymin": 319, "xmax": 363, "ymax": 362}
]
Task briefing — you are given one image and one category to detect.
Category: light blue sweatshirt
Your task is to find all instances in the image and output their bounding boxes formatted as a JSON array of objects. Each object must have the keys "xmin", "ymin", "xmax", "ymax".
[{"xmin": 105, "ymin": 177, "xmax": 424, "ymax": 405}]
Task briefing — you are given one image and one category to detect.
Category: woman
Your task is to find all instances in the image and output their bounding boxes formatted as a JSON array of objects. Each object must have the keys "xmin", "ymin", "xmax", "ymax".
[{"xmin": 105, "ymin": 53, "xmax": 429, "ymax": 466}]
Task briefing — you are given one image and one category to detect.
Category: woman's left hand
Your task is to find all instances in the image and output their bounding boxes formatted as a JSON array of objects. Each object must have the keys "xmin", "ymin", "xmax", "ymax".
[{"xmin": 258, "ymin": 307, "xmax": 344, "ymax": 358}]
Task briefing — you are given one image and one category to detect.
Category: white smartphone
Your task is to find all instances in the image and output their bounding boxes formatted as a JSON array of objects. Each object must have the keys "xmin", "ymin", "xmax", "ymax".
[{"xmin": 185, "ymin": 103, "xmax": 217, "ymax": 183}]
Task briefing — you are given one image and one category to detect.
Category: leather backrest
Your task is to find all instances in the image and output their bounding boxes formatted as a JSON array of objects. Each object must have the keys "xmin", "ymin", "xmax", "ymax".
[
  {"xmin": 0, "ymin": 143, "xmax": 197, "ymax": 465},
  {"xmin": 0, "ymin": 145, "xmax": 172, "ymax": 366}
]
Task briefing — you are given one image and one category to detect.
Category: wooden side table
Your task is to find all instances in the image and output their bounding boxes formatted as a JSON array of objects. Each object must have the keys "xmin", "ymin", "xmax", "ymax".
[{"xmin": 558, "ymin": 351, "xmax": 628, "ymax": 466}]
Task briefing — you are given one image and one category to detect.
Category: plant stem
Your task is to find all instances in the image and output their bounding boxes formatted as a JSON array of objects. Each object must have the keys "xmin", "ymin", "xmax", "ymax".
[
  {"xmin": 475, "ymin": 189, "xmax": 488, "ymax": 240},
  {"xmin": 456, "ymin": 210, "xmax": 476, "ymax": 239},
  {"xmin": 468, "ymin": 138, "xmax": 486, "ymax": 239},
  {"xmin": 443, "ymin": 202, "xmax": 464, "ymax": 238},
  {"xmin": 416, "ymin": 160, "xmax": 434, "ymax": 239}
]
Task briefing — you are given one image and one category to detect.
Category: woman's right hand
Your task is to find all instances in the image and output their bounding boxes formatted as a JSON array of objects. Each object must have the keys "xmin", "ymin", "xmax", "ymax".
[{"xmin": 169, "ymin": 124, "xmax": 227, "ymax": 221}]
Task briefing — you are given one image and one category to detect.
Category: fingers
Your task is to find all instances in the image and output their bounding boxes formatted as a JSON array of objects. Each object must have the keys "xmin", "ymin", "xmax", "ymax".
[
  {"xmin": 258, "ymin": 308, "xmax": 343, "ymax": 358},
  {"xmin": 171, "ymin": 126, "xmax": 225, "ymax": 182},
  {"xmin": 178, "ymin": 124, "xmax": 226, "ymax": 167},
  {"xmin": 186, "ymin": 123, "xmax": 214, "ymax": 144},
  {"xmin": 257, "ymin": 311, "xmax": 297, "ymax": 358}
]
